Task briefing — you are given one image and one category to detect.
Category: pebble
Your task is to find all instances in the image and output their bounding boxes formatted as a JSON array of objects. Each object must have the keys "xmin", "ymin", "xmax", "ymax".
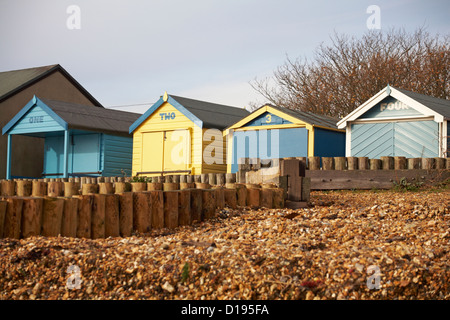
[{"xmin": 0, "ymin": 190, "xmax": 448, "ymax": 300}]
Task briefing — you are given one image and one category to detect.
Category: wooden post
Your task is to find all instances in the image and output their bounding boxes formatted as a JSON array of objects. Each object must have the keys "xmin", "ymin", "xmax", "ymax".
[
  {"xmin": 370, "ymin": 159, "xmax": 381, "ymax": 170},
  {"xmin": 201, "ymin": 174, "xmax": 209, "ymax": 184},
  {"xmin": 322, "ymin": 157, "xmax": 334, "ymax": 170},
  {"xmin": 131, "ymin": 182, "xmax": 147, "ymax": 192},
  {"xmin": 3, "ymin": 197, "xmax": 23, "ymax": 239},
  {"xmin": 48, "ymin": 181, "xmax": 64, "ymax": 197},
  {"xmin": 133, "ymin": 192, "xmax": 151, "ymax": 234},
  {"xmin": 202, "ymin": 189, "xmax": 216, "ymax": 220},
  {"xmin": 163, "ymin": 183, "xmax": 179, "ymax": 191},
  {"xmin": 435, "ymin": 157, "xmax": 446, "ymax": 169},
  {"xmin": 394, "ymin": 157, "xmax": 407, "ymax": 170},
  {"xmin": 208, "ymin": 173, "xmax": 216, "ymax": 186},
  {"xmin": 63, "ymin": 182, "xmax": 80, "ymax": 197},
  {"xmin": 422, "ymin": 158, "xmax": 435, "ymax": 170},
  {"xmin": 358, "ymin": 157, "xmax": 369, "ymax": 170},
  {"xmin": 195, "ymin": 182, "xmax": 211, "ymax": 189},
  {"xmin": 225, "ymin": 173, "xmax": 236, "ymax": 183},
  {"xmin": 334, "ymin": 157, "xmax": 346, "ymax": 170},
  {"xmin": 178, "ymin": 189, "xmax": 191, "ymax": 226},
  {"xmin": 91, "ymin": 194, "xmax": 106, "ymax": 239},
  {"xmin": 73, "ymin": 195, "xmax": 93, "ymax": 239},
  {"xmin": 247, "ymin": 187, "xmax": 260, "ymax": 208},
  {"xmin": 164, "ymin": 191, "xmax": 179, "ymax": 229},
  {"xmin": 236, "ymin": 184, "xmax": 247, "ymax": 207},
  {"xmin": 216, "ymin": 173, "xmax": 225, "ymax": 186},
  {"xmin": 32, "ymin": 181, "xmax": 47, "ymax": 197},
  {"xmin": 82, "ymin": 183, "xmax": 98, "ymax": 195},
  {"xmin": 1, "ymin": 180, "xmax": 15, "ymax": 197},
  {"xmin": 180, "ymin": 182, "xmax": 195, "ymax": 190},
  {"xmin": 41, "ymin": 197, "xmax": 64, "ymax": 237},
  {"xmin": 115, "ymin": 182, "xmax": 130, "ymax": 193},
  {"xmin": 273, "ymin": 188, "xmax": 285, "ymax": 209},
  {"xmin": 0, "ymin": 200, "xmax": 6, "ymax": 238},
  {"xmin": 105, "ymin": 194, "xmax": 120, "ymax": 238},
  {"xmin": 308, "ymin": 157, "xmax": 321, "ymax": 170},
  {"xmin": 16, "ymin": 181, "xmax": 32, "ymax": 197},
  {"xmin": 190, "ymin": 189, "xmax": 203, "ymax": 223},
  {"xmin": 447, "ymin": 158, "xmax": 450, "ymax": 170},
  {"xmin": 99, "ymin": 182, "xmax": 114, "ymax": 194},
  {"xmin": 260, "ymin": 188, "xmax": 273, "ymax": 209},
  {"xmin": 301, "ymin": 177, "xmax": 311, "ymax": 202},
  {"xmin": 149, "ymin": 191, "xmax": 164, "ymax": 229},
  {"xmin": 60, "ymin": 197, "xmax": 78, "ymax": 238},
  {"xmin": 118, "ymin": 192, "xmax": 133, "ymax": 237},
  {"xmin": 408, "ymin": 158, "xmax": 421, "ymax": 169},
  {"xmin": 347, "ymin": 157, "xmax": 358, "ymax": 170},
  {"xmin": 213, "ymin": 186, "xmax": 225, "ymax": 209},
  {"xmin": 21, "ymin": 197, "xmax": 44, "ymax": 238},
  {"xmin": 147, "ymin": 182, "xmax": 163, "ymax": 191},
  {"xmin": 381, "ymin": 156, "xmax": 394, "ymax": 170},
  {"xmin": 224, "ymin": 188, "xmax": 237, "ymax": 209}
]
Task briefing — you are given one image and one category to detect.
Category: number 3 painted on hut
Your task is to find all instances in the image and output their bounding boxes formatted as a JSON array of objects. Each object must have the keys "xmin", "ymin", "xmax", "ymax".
[{"xmin": 265, "ymin": 114, "xmax": 272, "ymax": 123}]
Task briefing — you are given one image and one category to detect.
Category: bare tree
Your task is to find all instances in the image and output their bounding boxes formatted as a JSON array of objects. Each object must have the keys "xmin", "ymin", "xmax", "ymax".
[{"xmin": 250, "ymin": 27, "xmax": 450, "ymax": 118}]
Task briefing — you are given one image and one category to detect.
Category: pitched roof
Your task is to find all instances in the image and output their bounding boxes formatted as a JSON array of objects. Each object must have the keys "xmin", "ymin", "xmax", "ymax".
[
  {"xmin": 263, "ymin": 104, "xmax": 341, "ymax": 129},
  {"xmin": 169, "ymin": 95, "xmax": 250, "ymax": 129},
  {"xmin": 40, "ymin": 98, "xmax": 140, "ymax": 135},
  {"xmin": 3, "ymin": 96, "xmax": 140, "ymax": 136},
  {"xmin": 395, "ymin": 88, "xmax": 450, "ymax": 118},
  {"xmin": 337, "ymin": 85, "xmax": 450, "ymax": 128},
  {"xmin": 0, "ymin": 64, "xmax": 103, "ymax": 107},
  {"xmin": 129, "ymin": 93, "xmax": 250, "ymax": 133}
]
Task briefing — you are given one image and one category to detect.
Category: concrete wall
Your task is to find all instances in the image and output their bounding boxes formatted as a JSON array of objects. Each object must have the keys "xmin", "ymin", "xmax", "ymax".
[{"xmin": 0, "ymin": 71, "xmax": 99, "ymax": 179}]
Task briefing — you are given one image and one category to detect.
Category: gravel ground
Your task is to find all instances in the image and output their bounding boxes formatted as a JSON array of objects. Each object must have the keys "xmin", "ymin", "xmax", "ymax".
[{"xmin": 0, "ymin": 189, "xmax": 448, "ymax": 300}]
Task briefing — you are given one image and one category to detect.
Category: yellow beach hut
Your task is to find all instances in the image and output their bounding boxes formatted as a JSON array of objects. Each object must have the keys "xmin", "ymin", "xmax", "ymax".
[{"xmin": 129, "ymin": 92, "xmax": 249, "ymax": 177}]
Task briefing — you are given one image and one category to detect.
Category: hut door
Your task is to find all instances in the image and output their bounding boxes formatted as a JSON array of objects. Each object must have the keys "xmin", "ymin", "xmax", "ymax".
[
  {"xmin": 142, "ymin": 132, "xmax": 164, "ymax": 173},
  {"xmin": 163, "ymin": 130, "xmax": 189, "ymax": 172}
]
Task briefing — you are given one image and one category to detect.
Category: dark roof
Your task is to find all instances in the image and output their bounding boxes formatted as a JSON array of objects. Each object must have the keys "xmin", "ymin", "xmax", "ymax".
[
  {"xmin": 0, "ymin": 64, "xmax": 103, "ymax": 107},
  {"xmin": 170, "ymin": 95, "xmax": 250, "ymax": 129},
  {"xmin": 259, "ymin": 104, "xmax": 341, "ymax": 130},
  {"xmin": 40, "ymin": 98, "xmax": 140, "ymax": 135},
  {"xmin": 396, "ymin": 87, "xmax": 450, "ymax": 118}
]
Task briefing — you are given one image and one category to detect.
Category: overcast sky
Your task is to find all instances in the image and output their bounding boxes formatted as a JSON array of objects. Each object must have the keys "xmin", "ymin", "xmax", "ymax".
[{"xmin": 1, "ymin": 0, "xmax": 449, "ymax": 114}]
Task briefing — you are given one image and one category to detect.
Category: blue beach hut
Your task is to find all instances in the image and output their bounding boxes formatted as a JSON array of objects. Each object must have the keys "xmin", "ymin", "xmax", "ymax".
[{"xmin": 2, "ymin": 96, "xmax": 140, "ymax": 179}]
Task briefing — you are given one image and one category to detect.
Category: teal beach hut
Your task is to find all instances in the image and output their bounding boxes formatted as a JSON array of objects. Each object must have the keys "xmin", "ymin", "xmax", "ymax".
[
  {"xmin": 2, "ymin": 96, "xmax": 140, "ymax": 179},
  {"xmin": 337, "ymin": 86, "xmax": 450, "ymax": 158}
]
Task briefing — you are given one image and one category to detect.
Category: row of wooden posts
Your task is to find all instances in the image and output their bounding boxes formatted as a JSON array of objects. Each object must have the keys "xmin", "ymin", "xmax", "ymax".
[
  {"xmin": 0, "ymin": 180, "xmax": 285, "ymax": 240},
  {"xmin": 239, "ymin": 156, "xmax": 450, "ymax": 171}
]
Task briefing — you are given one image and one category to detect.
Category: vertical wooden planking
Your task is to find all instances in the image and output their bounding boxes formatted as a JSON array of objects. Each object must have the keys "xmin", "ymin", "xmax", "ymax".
[
  {"xmin": 334, "ymin": 157, "xmax": 346, "ymax": 170},
  {"xmin": 358, "ymin": 157, "xmax": 369, "ymax": 170},
  {"xmin": 4, "ymin": 197, "xmax": 23, "ymax": 239},
  {"xmin": 201, "ymin": 189, "xmax": 216, "ymax": 220},
  {"xmin": 22, "ymin": 197, "xmax": 43, "ymax": 238},
  {"xmin": 0, "ymin": 200, "xmax": 6, "ymax": 238},
  {"xmin": 394, "ymin": 157, "xmax": 406, "ymax": 170},
  {"xmin": 61, "ymin": 197, "xmax": 78, "ymax": 238},
  {"xmin": 190, "ymin": 189, "xmax": 203, "ymax": 223},
  {"xmin": 381, "ymin": 156, "xmax": 394, "ymax": 170},
  {"xmin": 16, "ymin": 181, "xmax": 32, "ymax": 197},
  {"xmin": 1, "ymin": 180, "xmax": 15, "ymax": 197},
  {"xmin": 347, "ymin": 157, "xmax": 358, "ymax": 170},
  {"xmin": 133, "ymin": 192, "xmax": 151, "ymax": 234},
  {"xmin": 178, "ymin": 189, "xmax": 191, "ymax": 226},
  {"xmin": 104, "ymin": 194, "xmax": 120, "ymax": 237},
  {"xmin": 91, "ymin": 194, "xmax": 106, "ymax": 239},
  {"xmin": 164, "ymin": 191, "xmax": 179, "ymax": 229},
  {"xmin": 118, "ymin": 192, "xmax": 133, "ymax": 237},
  {"xmin": 224, "ymin": 188, "xmax": 237, "ymax": 209},
  {"xmin": 41, "ymin": 197, "xmax": 64, "ymax": 237},
  {"xmin": 73, "ymin": 194, "xmax": 93, "ymax": 239},
  {"xmin": 150, "ymin": 190, "xmax": 164, "ymax": 229}
]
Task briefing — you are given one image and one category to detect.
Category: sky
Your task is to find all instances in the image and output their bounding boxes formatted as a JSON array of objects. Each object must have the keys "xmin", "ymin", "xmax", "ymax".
[{"xmin": 0, "ymin": 0, "xmax": 449, "ymax": 114}]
